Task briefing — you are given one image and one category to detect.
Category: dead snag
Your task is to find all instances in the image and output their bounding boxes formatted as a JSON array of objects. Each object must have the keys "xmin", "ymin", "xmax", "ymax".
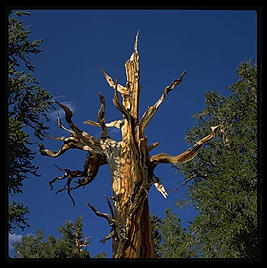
[{"xmin": 40, "ymin": 32, "xmax": 219, "ymax": 258}]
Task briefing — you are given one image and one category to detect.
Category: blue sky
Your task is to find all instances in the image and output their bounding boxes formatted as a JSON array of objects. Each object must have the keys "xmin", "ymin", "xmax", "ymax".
[{"xmin": 9, "ymin": 9, "xmax": 257, "ymax": 258}]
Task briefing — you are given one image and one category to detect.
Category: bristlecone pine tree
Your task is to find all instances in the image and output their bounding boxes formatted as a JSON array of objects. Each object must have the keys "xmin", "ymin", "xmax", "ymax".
[{"xmin": 39, "ymin": 32, "xmax": 218, "ymax": 258}]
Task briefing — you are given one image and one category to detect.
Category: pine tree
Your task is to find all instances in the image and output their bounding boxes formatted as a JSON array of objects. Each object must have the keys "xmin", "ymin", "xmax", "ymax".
[
  {"xmin": 176, "ymin": 60, "xmax": 258, "ymax": 258},
  {"xmin": 152, "ymin": 209, "xmax": 194, "ymax": 258},
  {"xmin": 8, "ymin": 10, "xmax": 54, "ymax": 232},
  {"xmin": 12, "ymin": 217, "xmax": 91, "ymax": 258}
]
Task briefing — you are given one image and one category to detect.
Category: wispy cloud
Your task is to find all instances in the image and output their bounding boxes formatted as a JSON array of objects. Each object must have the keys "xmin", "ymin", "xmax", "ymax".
[
  {"xmin": 50, "ymin": 99, "xmax": 76, "ymax": 121},
  {"xmin": 9, "ymin": 233, "xmax": 22, "ymax": 250}
]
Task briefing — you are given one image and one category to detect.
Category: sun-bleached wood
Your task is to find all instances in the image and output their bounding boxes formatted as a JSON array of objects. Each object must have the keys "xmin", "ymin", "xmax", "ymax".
[{"xmin": 39, "ymin": 32, "xmax": 218, "ymax": 258}]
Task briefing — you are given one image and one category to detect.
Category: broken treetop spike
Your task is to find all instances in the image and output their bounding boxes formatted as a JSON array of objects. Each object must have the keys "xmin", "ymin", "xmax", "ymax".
[{"xmin": 134, "ymin": 30, "xmax": 139, "ymax": 51}]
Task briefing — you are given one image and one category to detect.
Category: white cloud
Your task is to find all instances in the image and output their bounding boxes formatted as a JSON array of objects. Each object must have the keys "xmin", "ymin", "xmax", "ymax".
[
  {"xmin": 8, "ymin": 233, "xmax": 22, "ymax": 250},
  {"xmin": 50, "ymin": 100, "xmax": 76, "ymax": 121}
]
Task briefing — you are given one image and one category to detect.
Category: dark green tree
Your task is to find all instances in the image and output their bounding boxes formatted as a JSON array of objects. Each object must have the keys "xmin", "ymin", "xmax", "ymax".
[
  {"xmin": 151, "ymin": 209, "xmax": 194, "ymax": 258},
  {"xmin": 12, "ymin": 217, "xmax": 91, "ymax": 258},
  {"xmin": 8, "ymin": 10, "xmax": 54, "ymax": 232},
  {"xmin": 174, "ymin": 60, "xmax": 258, "ymax": 258}
]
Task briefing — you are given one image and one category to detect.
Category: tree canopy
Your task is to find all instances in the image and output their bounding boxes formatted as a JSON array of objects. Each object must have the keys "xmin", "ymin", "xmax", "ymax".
[
  {"xmin": 152, "ymin": 59, "xmax": 258, "ymax": 258},
  {"xmin": 12, "ymin": 217, "xmax": 93, "ymax": 258},
  {"xmin": 8, "ymin": 11, "xmax": 54, "ymax": 232}
]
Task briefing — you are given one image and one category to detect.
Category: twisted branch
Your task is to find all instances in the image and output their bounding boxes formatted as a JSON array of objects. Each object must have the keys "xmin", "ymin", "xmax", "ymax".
[
  {"xmin": 139, "ymin": 71, "xmax": 186, "ymax": 133},
  {"xmin": 150, "ymin": 126, "xmax": 219, "ymax": 168},
  {"xmin": 97, "ymin": 92, "xmax": 109, "ymax": 139},
  {"xmin": 40, "ymin": 102, "xmax": 105, "ymax": 158},
  {"xmin": 87, "ymin": 202, "xmax": 115, "ymax": 227},
  {"xmin": 83, "ymin": 119, "xmax": 123, "ymax": 129},
  {"xmin": 99, "ymin": 67, "xmax": 128, "ymax": 94},
  {"xmin": 113, "ymin": 82, "xmax": 131, "ymax": 120}
]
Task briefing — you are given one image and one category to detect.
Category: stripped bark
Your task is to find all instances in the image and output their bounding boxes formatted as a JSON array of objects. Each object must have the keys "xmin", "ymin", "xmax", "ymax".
[{"xmin": 40, "ymin": 32, "xmax": 218, "ymax": 258}]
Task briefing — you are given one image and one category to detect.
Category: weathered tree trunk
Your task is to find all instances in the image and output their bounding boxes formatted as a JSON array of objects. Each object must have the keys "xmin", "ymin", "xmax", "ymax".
[
  {"xmin": 39, "ymin": 32, "xmax": 218, "ymax": 258},
  {"xmin": 103, "ymin": 121, "xmax": 154, "ymax": 257}
]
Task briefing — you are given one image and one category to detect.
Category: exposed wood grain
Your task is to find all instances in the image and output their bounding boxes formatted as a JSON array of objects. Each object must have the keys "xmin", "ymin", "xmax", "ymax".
[{"xmin": 40, "ymin": 33, "xmax": 218, "ymax": 258}]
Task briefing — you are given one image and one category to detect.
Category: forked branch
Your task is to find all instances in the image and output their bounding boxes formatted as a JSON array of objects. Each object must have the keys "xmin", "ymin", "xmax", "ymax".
[
  {"xmin": 99, "ymin": 67, "xmax": 128, "ymax": 94},
  {"xmin": 40, "ymin": 102, "xmax": 104, "ymax": 158},
  {"xmin": 48, "ymin": 152, "xmax": 107, "ymax": 206},
  {"xmin": 113, "ymin": 82, "xmax": 130, "ymax": 119},
  {"xmin": 87, "ymin": 202, "xmax": 115, "ymax": 227}
]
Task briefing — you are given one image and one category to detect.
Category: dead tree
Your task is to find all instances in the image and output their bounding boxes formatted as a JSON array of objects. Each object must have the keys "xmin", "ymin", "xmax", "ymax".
[{"xmin": 40, "ymin": 32, "xmax": 218, "ymax": 258}]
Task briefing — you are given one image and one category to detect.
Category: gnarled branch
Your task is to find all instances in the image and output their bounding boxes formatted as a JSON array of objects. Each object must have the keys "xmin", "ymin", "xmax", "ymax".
[
  {"xmin": 83, "ymin": 119, "xmax": 123, "ymax": 129},
  {"xmin": 113, "ymin": 82, "xmax": 130, "ymax": 120},
  {"xmin": 49, "ymin": 165, "xmax": 76, "ymax": 206},
  {"xmin": 40, "ymin": 102, "xmax": 105, "ymax": 158},
  {"xmin": 87, "ymin": 202, "xmax": 115, "ymax": 227},
  {"xmin": 97, "ymin": 92, "xmax": 109, "ymax": 139},
  {"xmin": 148, "ymin": 142, "xmax": 160, "ymax": 152},
  {"xmin": 55, "ymin": 101, "xmax": 80, "ymax": 133},
  {"xmin": 139, "ymin": 71, "xmax": 186, "ymax": 134},
  {"xmin": 150, "ymin": 126, "xmax": 219, "ymax": 168},
  {"xmin": 48, "ymin": 152, "xmax": 107, "ymax": 206},
  {"xmin": 100, "ymin": 67, "xmax": 128, "ymax": 95},
  {"xmin": 39, "ymin": 141, "xmax": 74, "ymax": 158}
]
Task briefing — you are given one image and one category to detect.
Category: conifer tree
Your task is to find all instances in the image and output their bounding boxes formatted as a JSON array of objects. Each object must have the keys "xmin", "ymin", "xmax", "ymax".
[
  {"xmin": 174, "ymin": 60, "xmax": 258, "ymax": 258},
  {"xmin": 151, "ymin": 209, "xmax": 195, "ymax": 258},
  {"xmin": 12, "ymin": 217, "xmax": 92, "ymax": 258},
  {"xmin": 8, "ymin": 10, "xmax": 54, "ymax": 232}
]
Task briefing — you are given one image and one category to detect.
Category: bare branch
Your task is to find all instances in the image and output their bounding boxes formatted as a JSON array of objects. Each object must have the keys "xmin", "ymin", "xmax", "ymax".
[
  {"xmin": 39, "ymin": 142, "xmax": 72, "ymax": 158},
  {"xmin": 170, "ymin": 174, "xmax": 198, "ymax": 192},
  {"xmin": 44, "ymin": 135, "xmax": 66, "ymax": 141},
  {"xmin": 71, "ymin": 153, "xmax": 106, "ymax": 190},
  {"xmin": 150, "ymin": 126, "xmax": 219, "ymax": 167},
  {"xmin": 113, "ymin": 82, "xmax": 130, "ymax": 119},
  {"xmin": 49, "ymin": 165, "xmax": 68, "ymax": 190},
  {"xmin": 39, "ymin": 134, "xmax": 99, "ymax": 158},
  {"xmin": 49, "ymin": 165, "xmax": 76, "ymax": 206},
  {"xmin": 100, "ymin": 229, "xmax": 115, "ymax": 244},
  {"xmin": 139, "ymin": 71, "xmax": 186, "ymax": 133},
  {"xmin": 87, "ymin": 202, "xmax": 115, "ymax": 227},
  {"xmin": 104, "ymin": 194, "xmax": 114, "ymax": 218},
  {"xmin": 55, "ymin": 101, "xmax": 99, "ymax": 145},
  {"xmin": 83, "ymin": 120, "xmax": 100, "ymax": 127},
  {"xmin": 148, "ymin": 142, "xmax": 160, "ymax": 152},
  {"xmin": 47, "ymin": 153, "xmax": 107, "ymax": 206},
  {"xmin": 152, "ymin": 176, "xmax": 168, "ymax": 198},
  {"xmin": 42, "ymin": 102, "xmax": 104, "ymax": 155},
  {"xmin": 55, "ymin": 101, "xmax": 81, "ymax": 133},
  {"xmin": 56, "ymin": 112, "xmax": 73, "ymax": 134},
  {"xmin": 83, "ymin": 119, "xmax": 123, "ymax": 129},
  {"xmin": 97, "ymin": 92, "xmax": 109, "ymax": 139},
  {"xmin": 99, "ymin": 67, "xmax": 128, "ymax": 94}
]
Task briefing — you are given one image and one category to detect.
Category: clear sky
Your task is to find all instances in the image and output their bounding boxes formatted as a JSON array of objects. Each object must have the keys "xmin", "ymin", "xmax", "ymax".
[{"xmin": 9, "ymin": 9, "xmax": 257, "ymax": 258}]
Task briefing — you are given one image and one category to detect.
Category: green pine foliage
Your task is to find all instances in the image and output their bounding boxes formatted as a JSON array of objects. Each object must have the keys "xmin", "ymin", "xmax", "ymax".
[
  {"xmin": 8, "ymin": 11, "xmax": 54, "ymax": 232},
  {"xmin": 12, "ymin": 217, "xmax": 91, "ymax": 258},
  {"xmin": 8, "ymin": 202, "xmax": 30, "ymax": 232},
  {"xmin": 179, "ymin": 60, "xmax": 258, "ymax": 258},
  {"xmin": 152, "ymin": 209, "xmax": 194, "ymax": 258},
  {"xmin": 152, "ymin": 60, "xmax": 258, "ymax": 258}
]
